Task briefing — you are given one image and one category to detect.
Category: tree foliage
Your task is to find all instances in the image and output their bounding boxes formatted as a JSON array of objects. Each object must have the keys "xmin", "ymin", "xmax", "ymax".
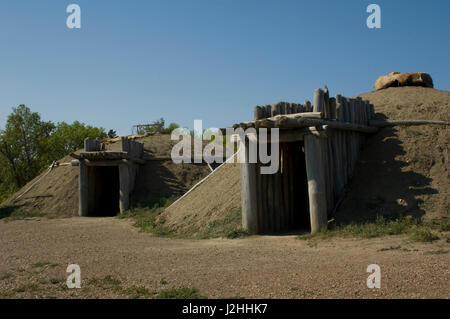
[
  {"xmin": 0, "ymin": 105, "xmax": 106, "ymax": 202},
  {"xmin": 136, "ymin": 118, "xmax": 180, "ymax": 135}
]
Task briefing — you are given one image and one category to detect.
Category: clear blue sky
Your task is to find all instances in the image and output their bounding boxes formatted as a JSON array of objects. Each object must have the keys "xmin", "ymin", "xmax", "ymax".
[{"xmin": 1, "ymin": 0, "xmax": 449, "ymax": 135}]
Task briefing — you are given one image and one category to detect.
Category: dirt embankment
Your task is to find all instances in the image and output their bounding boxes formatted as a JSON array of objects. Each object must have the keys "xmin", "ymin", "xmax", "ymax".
[
  {"xmin": 161, "ymin": 87, "xmax": 449, "ymax": 235},
  {"xmin": 160, "ymin": 161, "xmax": 241, "ymax": 237},
  {"xmin": 1, "ymin": 134, "xmax": 211, "ymax": 218},
  {"xmin": 337, "ymin": 87, "xmax": 449, "ymax": 223}
]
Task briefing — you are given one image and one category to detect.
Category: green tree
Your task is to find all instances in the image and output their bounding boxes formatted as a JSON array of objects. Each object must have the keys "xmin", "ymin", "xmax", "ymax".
[
  {"xmin": 0, "ymin": 105, "xmax": 107, "ymax": 203},
  {"xmin": 43, "ymin": 121, "xmax": 106, "ymax": 163},
  {"xmin": 0, "ymin": 105, "xmax": 54, "ymax": 188},
  {"xmin": 137, "ymin": 118, "xmax": 180, "ymax": 135},
  {"xmin": 108, "ymin": 129, "xmax": 117, "ymax": 138}
]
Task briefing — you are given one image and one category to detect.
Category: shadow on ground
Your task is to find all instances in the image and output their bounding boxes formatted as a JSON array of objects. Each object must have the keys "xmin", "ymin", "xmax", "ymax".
[{"xmin": 0, "ymin": 205, "xmax": 25, "ymax": 219}]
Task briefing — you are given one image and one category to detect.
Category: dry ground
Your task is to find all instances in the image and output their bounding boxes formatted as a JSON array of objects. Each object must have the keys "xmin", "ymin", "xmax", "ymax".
[{"xmin": 0, "ymin": 217, "xmax": 448, "ymax": 299}]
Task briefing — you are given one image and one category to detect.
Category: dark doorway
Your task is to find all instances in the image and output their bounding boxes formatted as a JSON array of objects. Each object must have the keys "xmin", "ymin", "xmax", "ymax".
[
  {"xmin": 255, "ymin": 141, "xmax": 310, "ymax": 234},
  {"xmin": 282, "ymin": 141, "xmax": 310, "ymax": 232},
  {"xmin": 87, "ymin": 166, "xmax": 120, "ymax": 217}
]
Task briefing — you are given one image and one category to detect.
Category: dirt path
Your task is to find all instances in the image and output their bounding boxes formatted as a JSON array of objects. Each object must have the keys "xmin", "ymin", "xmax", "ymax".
[{"xmin": 0, "ymin": 218, "xmax": 448, "ymax": 299}]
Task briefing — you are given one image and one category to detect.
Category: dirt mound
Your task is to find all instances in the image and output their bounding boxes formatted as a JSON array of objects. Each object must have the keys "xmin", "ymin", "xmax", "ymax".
[
  {"xmin": 2, "ymin": 134, "xmax": 211, "ymax": 217},
  {"xmin": 161, "ymin": 87, "xmax": 449, "ymax": 236},
  {"xmin": 159, "ymin": 160, "xmax": 242, "ymax": 237},
  {"xmin": 336, "ymin": 87, "xmax": 449, "ymax": 223}
]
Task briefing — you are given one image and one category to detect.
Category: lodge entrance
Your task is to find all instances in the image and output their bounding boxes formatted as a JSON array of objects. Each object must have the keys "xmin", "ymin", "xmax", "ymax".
[
  {"xmin": 254, "ymin": 141, "xmax": 310, "ymax": 234},
  {"xmin": 86, "ymin": 166, "xmax": 120, "ymax": 217}
]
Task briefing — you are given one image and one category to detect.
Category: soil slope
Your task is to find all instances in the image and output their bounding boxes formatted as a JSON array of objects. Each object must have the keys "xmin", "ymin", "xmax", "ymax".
[
  {"xmin": 337, "ymin": 87, "xmax": 449, "ymax": 222},
  {"xmin": 160, "ymin": 160, "xmax": 241, "ymax": 237},
  {"xmin": 2, "ymin": 135, "xmax": 210, "ymax": 217}
]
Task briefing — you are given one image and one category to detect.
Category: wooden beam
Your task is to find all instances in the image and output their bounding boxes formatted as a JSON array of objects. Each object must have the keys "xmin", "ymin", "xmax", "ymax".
[{"xmin": 297, "ymin": 118, "xmax": 378, "ymax": 133}]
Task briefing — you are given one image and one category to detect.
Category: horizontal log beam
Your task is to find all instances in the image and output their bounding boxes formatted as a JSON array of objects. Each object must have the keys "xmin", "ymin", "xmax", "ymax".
[
  {"xmin": 258, "ymin": 126, "xmax": 328, "ymax": 143},
  {"xmin": 297, "ymin": 118, "xmax": 378, "ymax": 133},
  {"xmin": 233, "ymin": 112, "xmax": 323, "ymax": 129},
  {"xmin": 256, "ymin": 112, "xmax": 323, "ymax": 128}
]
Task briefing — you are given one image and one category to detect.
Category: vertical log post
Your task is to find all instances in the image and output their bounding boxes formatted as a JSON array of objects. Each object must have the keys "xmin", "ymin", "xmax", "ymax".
[
  {"xmin": 241, "ymin": 134, "xmax": 258, "ymax": 234},
  {"xmin": 119, "ymin": 163, "xmax": 131, "ymax": 213},
  {"xmin": 323, "ymin": 86, "xmax": 330, "ymax": 119},
  {"xmin": 313, "ymin": 88, "xmax": 325, "ymax": 113},
  {"xmin": 78, "ymin": 161, "xmax": 88, "ymax": 217},
  {"xmin": 304, "ymin": 134, "xmax": 328, "ymax": 233},
  {"xmin": 254, "ymin": 106, "xmax": 264, "ymax": 121}
]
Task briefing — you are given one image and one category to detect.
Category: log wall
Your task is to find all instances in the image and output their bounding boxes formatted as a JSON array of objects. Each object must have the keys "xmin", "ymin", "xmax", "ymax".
[{"xmin": 240, "ymin": 87, "xmax": 375, "ymax": 234}]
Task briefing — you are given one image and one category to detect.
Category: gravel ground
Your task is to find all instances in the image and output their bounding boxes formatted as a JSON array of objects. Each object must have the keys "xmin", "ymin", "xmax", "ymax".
[{"xmin": 0, "ymin": 217, "xmax": 448, "ymax": 299}]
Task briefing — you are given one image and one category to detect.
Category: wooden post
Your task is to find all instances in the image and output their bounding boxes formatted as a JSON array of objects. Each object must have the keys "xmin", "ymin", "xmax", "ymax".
[
  {"xmin": 254, "ymin": 106, "xmax": 264, "ymax": 121},
  {"xmin": 274, "ymin": 170, "xmax": 281, "ymax": 232},
  {"xmin": 335, "ymin": 95, "xmax": 347, "ymax": 193},
  {"xmin": 84, "ymin": 138, "xmax": 99, "ymax": 152},
  {"xmin": 304, "ymin": 134, "xmax": 328, "ymax": 233},
  {"xmin": 119, "ymin": 163, "xmax": 130, "ymax": 213},
  {"xmin": 78, "ymin": 161, "xmax": 88, "ymax": 217},
  {"xmin": 282, "ymin": 145, "xmax": 290, "ymax": 230},
  {"xmin": 343, "ymin": 98, "xmax": 352, "ymax": 183},
  {"xmin": 304, "ymin": 100, "xmax": 312, "ymax": 112},
  {"xmin": 313, "ymin": 89, "xmax": 325, "ymax": 113},
  {"xmin": 259, "ymin": 167, "xmax": 268, "ymax": 233},
  {"xmin": 267, "ymin": 172, "xmax": 275, "ymax": 233},
  {"xmin": 241, "ymin": 135, "xmax": 258, "ymax": 234},
  {"xmin": 329, "ymin": 97, "xmax": 337, "ymax": 120},
  {"xmin": 324, "ymin": 86, "xmax": 330, "ymax": 119}
]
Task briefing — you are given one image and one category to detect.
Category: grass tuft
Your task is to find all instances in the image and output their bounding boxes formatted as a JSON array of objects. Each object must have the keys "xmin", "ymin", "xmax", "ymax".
[
  {"xmin": 298, "ymin": 216, "xmax": 444, "ymax": 243},
  {"xmin": 409, "ymin": 227, "xmax": 439, "ymax": 242},
  {"xmin": 198, "ymin": 208, "xmax": 248, "ymax": 239},
  {"xmin": 155, "ymin": 287, "xmax": 205, "ymax": 299},
  {"xmin": 118, "ymin": 197, "xmax": 177, "ymax": 236},
  {"xmin": 0, "ymin": 206, "xmax": 45, "ymax": 221},
  {"xmin": 439, "ymin": 220, "xmax": 450, "ymax": 232},
  {"xmin": 31, "ymin": 261, "xmax": 58, "ymax": 268}
]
